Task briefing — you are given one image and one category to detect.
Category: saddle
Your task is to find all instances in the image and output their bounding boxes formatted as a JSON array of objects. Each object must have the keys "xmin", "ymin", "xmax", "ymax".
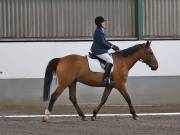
[
  {"xmin": 88, "ymin": 52, "xmax": 106, "ymax": 68},
  {"xmin": 87, "ymin": 52, "xmax": 114, "ymax": 73}
]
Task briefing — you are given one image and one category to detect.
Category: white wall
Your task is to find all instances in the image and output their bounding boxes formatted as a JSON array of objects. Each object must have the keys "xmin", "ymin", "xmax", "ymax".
[{"xmin": 0, "ymin": 40, "xmax": 180, "ymax": 79}]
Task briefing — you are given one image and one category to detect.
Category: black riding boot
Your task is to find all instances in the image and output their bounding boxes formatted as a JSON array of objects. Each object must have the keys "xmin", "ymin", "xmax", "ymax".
[{"xmin": 103, "ymin": 63, "xmax": 114, "ymax": 86}]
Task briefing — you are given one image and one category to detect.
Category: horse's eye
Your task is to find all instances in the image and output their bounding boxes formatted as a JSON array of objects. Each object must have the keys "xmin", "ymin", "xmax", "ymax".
[{"xmin": 150, "ymin": 52, "xmax": 153, "ymax": 55}]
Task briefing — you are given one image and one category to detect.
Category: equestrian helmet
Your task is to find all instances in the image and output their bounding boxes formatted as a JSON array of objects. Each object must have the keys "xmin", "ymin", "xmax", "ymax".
[{"xmin": 95, "ymin": 16, "xmax": 106, "ymax": 27}]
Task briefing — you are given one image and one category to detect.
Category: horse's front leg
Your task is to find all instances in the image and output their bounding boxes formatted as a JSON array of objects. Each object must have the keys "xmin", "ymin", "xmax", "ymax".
[
  {"xmin": 91, "ymin": 87, "xmax": 112, "ymax": 121},
  {"xmin": 116, "ymin": 85, "xmax": 139, "ymax": 120}
]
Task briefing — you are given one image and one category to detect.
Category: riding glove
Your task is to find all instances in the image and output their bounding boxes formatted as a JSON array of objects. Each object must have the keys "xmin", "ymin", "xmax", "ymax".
[{"xmin": 112, "ymin": 45, "xmax": 120, "ymax": 51}]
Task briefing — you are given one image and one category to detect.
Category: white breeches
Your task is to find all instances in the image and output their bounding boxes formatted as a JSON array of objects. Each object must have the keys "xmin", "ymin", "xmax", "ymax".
[{"xmin": 96, "ymin": 53, "xmax": 113, "ymax": 64}]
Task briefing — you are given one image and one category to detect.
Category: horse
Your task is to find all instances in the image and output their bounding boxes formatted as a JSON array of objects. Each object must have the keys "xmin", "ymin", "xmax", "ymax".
[{"xmin": 42, "ymin": 40, "xmax": 158, "ymax": 122}]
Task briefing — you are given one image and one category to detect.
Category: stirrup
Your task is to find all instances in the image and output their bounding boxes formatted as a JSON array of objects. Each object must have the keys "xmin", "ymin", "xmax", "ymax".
[{"xmin": 104, "ymin": 77, "xmax": 115, "ymax": 87}]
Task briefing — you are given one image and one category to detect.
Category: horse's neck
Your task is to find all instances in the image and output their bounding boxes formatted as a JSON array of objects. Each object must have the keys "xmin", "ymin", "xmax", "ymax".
[{"xmin": 125, "ymin": 49, "xmax": 142, "ymax": 70}]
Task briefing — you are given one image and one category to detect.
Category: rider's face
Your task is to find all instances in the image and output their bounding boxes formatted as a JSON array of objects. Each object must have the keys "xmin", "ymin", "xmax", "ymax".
[{"xmin": 101, "ymin": 21, "xmax": 107, "ymax": 28}]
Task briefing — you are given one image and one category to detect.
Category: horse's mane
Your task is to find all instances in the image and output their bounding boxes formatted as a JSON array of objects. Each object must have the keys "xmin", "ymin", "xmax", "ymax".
[{"xmin": 115, "ymin": 43, "xmax": 145, "ymax": 57}]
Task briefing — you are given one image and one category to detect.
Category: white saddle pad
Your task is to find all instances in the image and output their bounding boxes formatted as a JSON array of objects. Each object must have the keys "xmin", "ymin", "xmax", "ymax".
[{"xmin": 87, "ymin": 56, "xmax": 114, "ymax": 73}]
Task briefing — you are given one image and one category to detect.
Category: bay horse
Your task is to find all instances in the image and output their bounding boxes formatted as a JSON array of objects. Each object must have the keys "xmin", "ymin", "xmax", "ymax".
[{"xmin": 42, "ymin": 41, "xmax": 158, "ymax": 122}]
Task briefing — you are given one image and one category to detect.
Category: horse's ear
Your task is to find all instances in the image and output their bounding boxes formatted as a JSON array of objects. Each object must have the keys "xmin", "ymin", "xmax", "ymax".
[{"xmin": 146, "ymin": 40, "xmax": 151, "ymax": 48}]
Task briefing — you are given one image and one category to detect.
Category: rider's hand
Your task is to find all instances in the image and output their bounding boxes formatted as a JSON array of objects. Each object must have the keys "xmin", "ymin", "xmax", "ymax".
[{"xmin": 112, "ymin": 45, "xmax": 120, "ymax": 51}]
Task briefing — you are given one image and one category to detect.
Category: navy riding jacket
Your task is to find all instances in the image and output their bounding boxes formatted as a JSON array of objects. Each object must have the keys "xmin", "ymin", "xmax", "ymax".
[{"xmin": 91, "ymin": 27, "xmax": 113, "ymax": 55}]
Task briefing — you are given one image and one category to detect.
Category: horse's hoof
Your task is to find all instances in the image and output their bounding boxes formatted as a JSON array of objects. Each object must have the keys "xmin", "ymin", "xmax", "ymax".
[
  {"xmin": 81, "ymin": 116, "xmax": 88, "ymax": 121},
  {"xmin": 42, "ymin": 115, "xmax": 49, "ymax": 122},
  {"xmin": 91, "ymin": 116, "xmax": 96, "ymax": 121},
  {"xmin": 133, "ymin": 115, "xmax": 139, "ymax": 120}
]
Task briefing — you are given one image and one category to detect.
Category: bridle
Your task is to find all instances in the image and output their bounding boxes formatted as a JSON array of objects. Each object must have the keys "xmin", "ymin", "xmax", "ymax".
[{"xmin": 138, "ymin": 45, "xmax": 152, "ymax": 66}]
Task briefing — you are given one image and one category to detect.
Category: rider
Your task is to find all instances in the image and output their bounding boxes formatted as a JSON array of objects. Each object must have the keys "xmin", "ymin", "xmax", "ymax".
[{"xmin": 90, "ymin": 16, "xmax": 120, "ymax": 86}]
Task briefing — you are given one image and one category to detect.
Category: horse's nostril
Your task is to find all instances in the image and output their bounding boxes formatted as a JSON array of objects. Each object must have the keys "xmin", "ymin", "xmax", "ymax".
[{"xmin": 151, "ymin": 65, "xmax": 158, "ymax": 70}]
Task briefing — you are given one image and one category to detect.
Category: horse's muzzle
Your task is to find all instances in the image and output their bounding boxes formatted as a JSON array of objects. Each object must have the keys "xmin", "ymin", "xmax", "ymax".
[{"xmin": 151, "ymin": 65, "xmax": 158, "ymax": 70}]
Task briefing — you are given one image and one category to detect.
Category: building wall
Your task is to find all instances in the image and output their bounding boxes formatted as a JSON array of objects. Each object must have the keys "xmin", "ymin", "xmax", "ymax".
[
  {"xmin": 0, "ymin": 0, "xmax": 135, "ymax": 39},
  {"xmin": 1, "ymin": 0, "xmax": 180, "ymax": 40},
  {"xmin": 143, "ymin": 0, "xmax": 180, "ymax": 37},
  {"xmin": 0, "ymin": 0, "xmax": 180, "ymax": 106}
]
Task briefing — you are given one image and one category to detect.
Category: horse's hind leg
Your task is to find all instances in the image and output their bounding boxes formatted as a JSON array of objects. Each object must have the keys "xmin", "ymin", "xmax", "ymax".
[
  {"xmin": 42, "ymin": 85, "xmax": 66, "ymax": 122},
  {"xmin": 91, "ymin": 87, "xmax": 112, "ymax": 121},
  {"xmin": 117, "ymin": 85, "xmax": 139, "ymax": 120},
  {"xmin": 69, "ymin": 82, "xmax": 86, "ymax": 121}
]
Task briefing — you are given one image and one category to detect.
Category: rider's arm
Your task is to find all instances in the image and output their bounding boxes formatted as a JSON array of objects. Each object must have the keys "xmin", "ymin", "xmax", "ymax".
[{"xmin": 106, "ymin": 39, "xmax": 120, "ymax": 51}]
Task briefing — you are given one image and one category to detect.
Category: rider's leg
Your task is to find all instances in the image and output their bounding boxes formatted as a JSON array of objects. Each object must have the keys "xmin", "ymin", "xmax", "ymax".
[
  {"xmin": 96, "ymin": 53, "xmax": 114, "ymax": 85},
  {"xmin": 104, "ymin": 63, "xmax": 113, "ymax": 85}
]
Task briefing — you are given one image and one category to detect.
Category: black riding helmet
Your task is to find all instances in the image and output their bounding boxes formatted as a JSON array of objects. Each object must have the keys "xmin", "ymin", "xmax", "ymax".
[{"xmin": 95, "ymin": 16, "xmax": 106, "ymax": 28}]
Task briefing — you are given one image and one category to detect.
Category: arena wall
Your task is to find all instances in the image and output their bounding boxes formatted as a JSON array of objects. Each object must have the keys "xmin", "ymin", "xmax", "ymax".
[{"xmin": 0, "ymin": 40, "xmax": 180, "ymax": 106}]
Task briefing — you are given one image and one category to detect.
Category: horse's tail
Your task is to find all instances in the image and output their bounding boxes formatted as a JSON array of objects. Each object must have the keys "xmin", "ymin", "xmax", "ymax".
[{"xmin": 43, "ymin": 58, "xmax": 60, "ymax": 101}]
